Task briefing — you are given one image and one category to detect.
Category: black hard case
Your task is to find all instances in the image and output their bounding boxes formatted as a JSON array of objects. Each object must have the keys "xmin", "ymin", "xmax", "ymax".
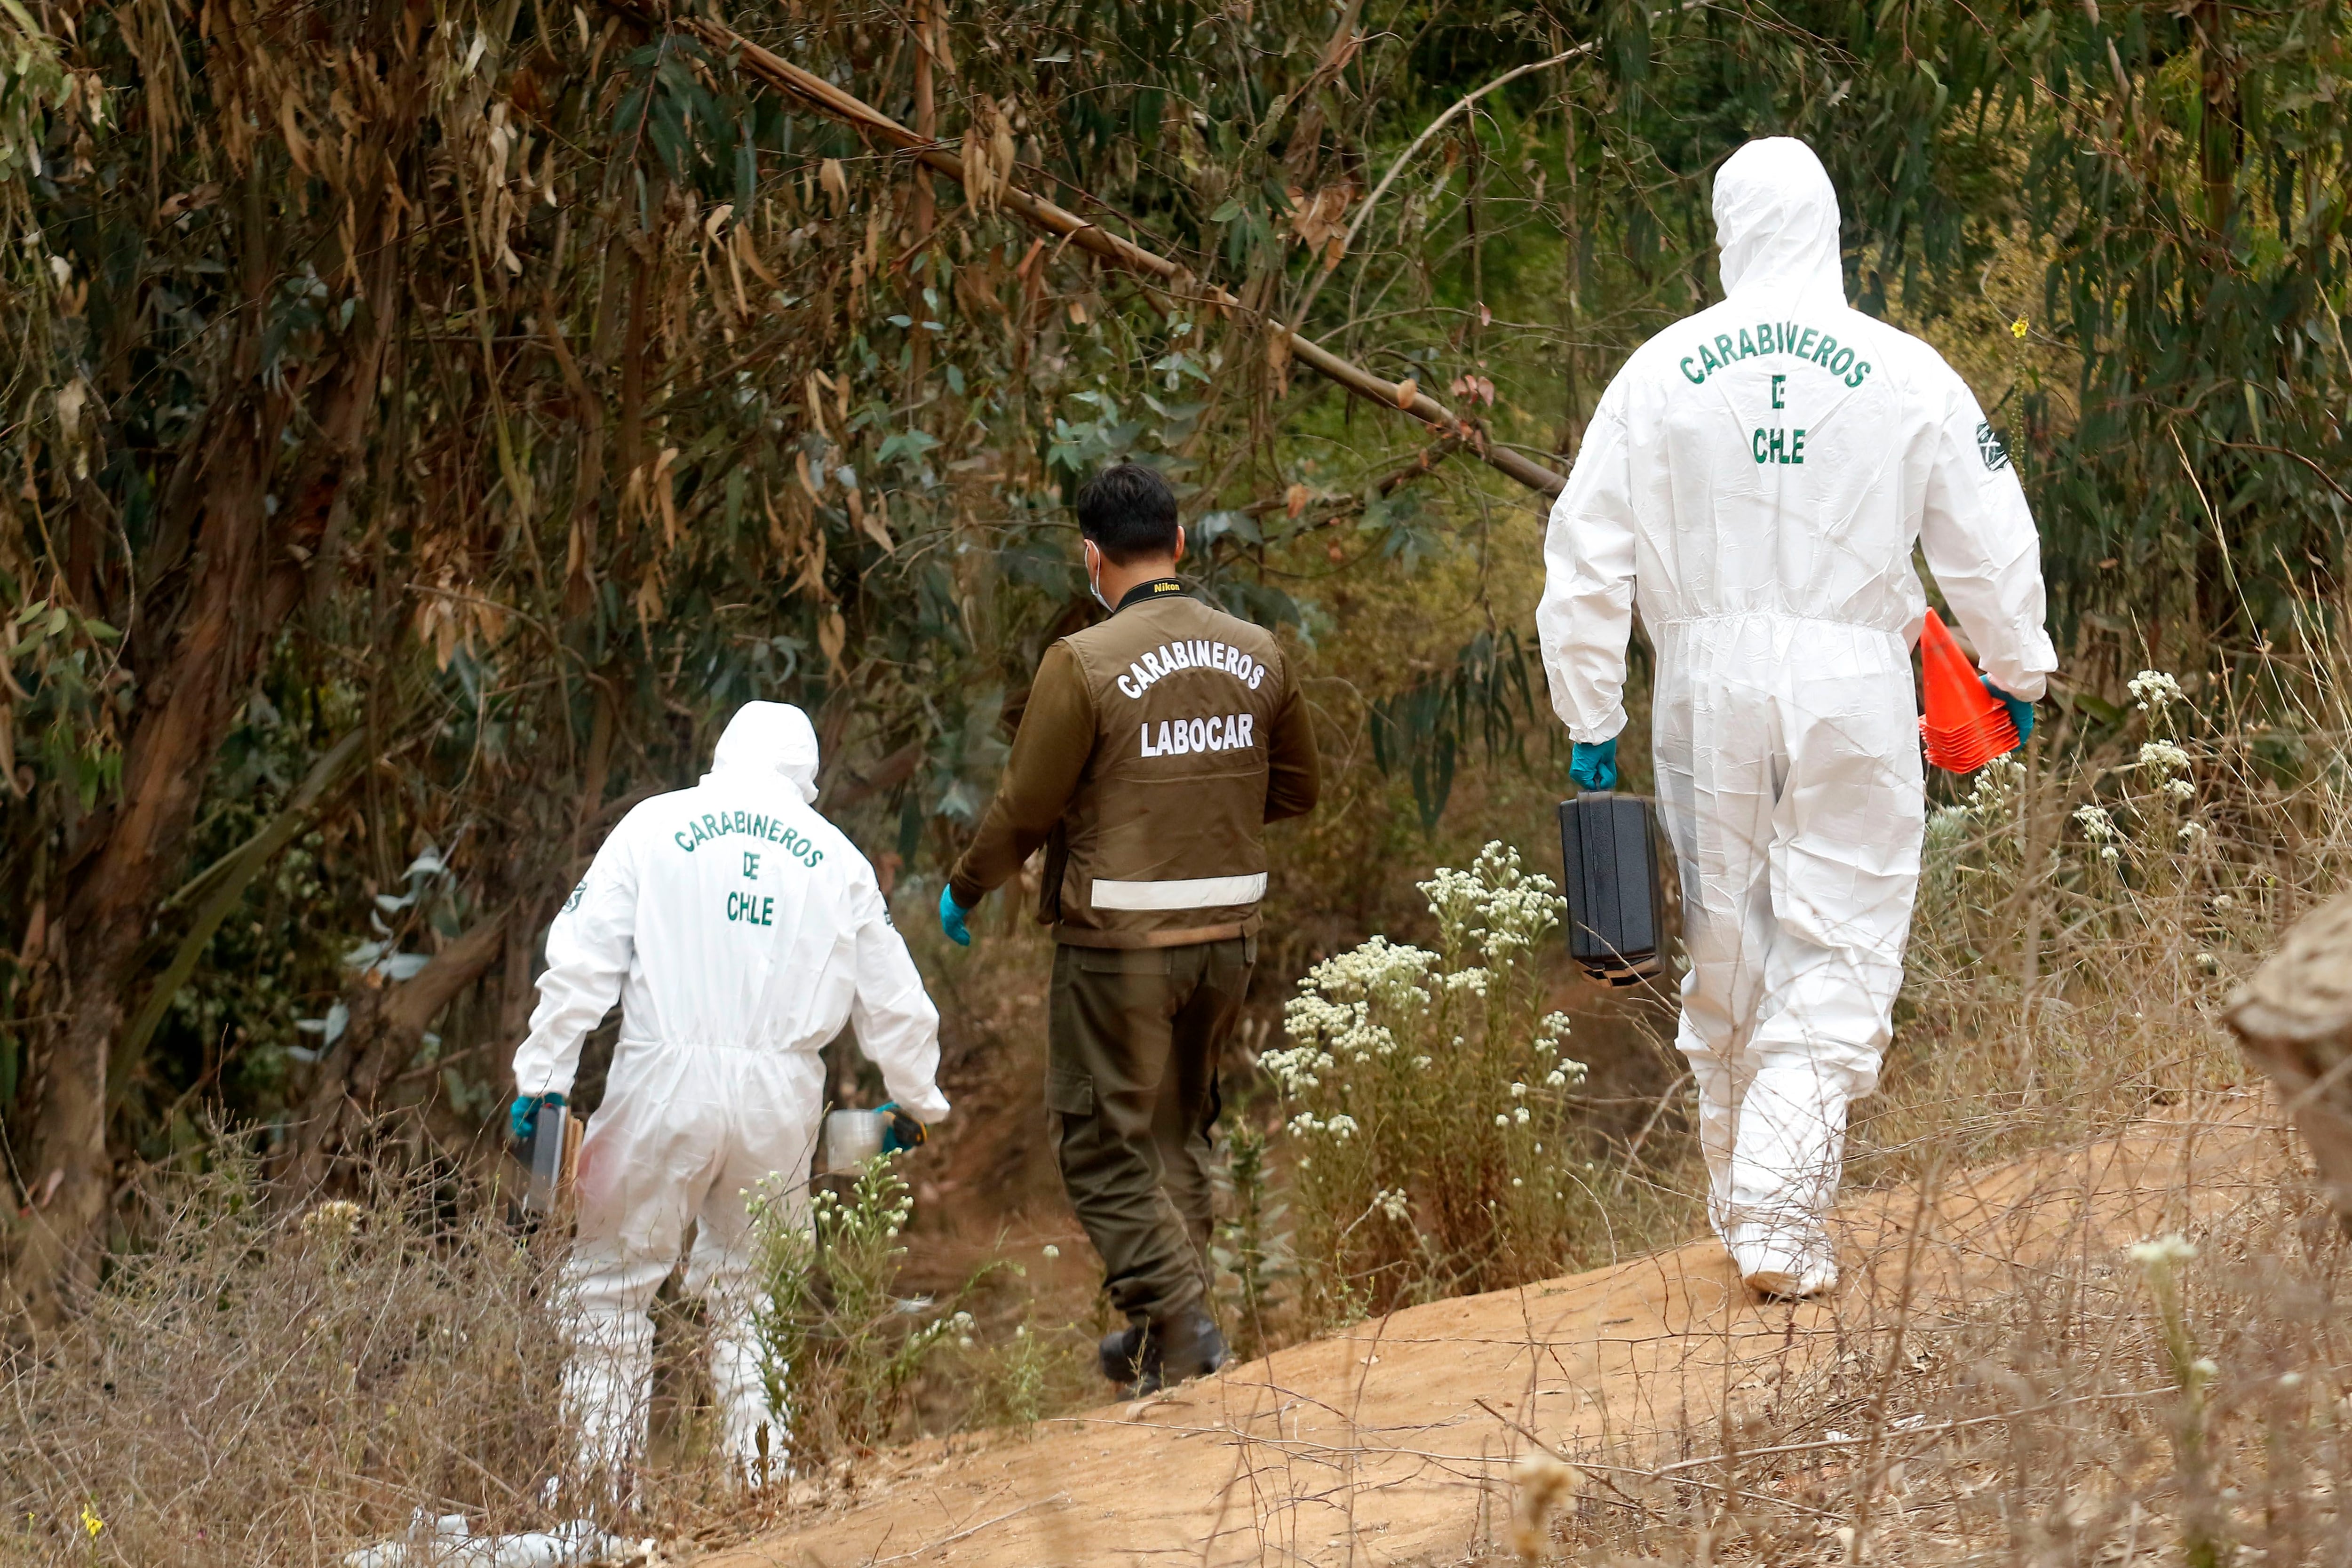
[{"xmin": 1557, "ymin": 792, "xmax": 1669, "ymax": 987}]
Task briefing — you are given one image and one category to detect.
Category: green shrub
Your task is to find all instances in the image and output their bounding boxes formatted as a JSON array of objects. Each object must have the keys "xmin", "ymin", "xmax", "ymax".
[{"xmin": 746, "ymin": 1156, "xmax": 968, "ymax": 1468}]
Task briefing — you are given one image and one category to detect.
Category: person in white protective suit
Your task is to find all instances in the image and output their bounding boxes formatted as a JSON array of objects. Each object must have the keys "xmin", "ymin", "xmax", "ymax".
[
  {"xmin": 509, "ymin": 700, "xmax": 950, "ymax": 1489},
  {"xmin": 1537, "ymin": 137, "xmax": 2056, "ymax": 1298}
]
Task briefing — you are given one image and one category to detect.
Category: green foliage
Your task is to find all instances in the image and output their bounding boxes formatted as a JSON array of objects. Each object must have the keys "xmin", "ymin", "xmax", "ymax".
[
  {"xmin": 1369, "ymin": 629, "xmax": 1543, "ymax": 827},
  {"xmin": 1996, "ymin": 2, "xmax": 2352, "ymax": 661},
  {"xmin": 747, "ymin": 1155, "xmax": 972, "ymax": 1464},
  {"xmin": 1212, "ymin": 1114, "xmax": 1287, "ymax": 1361}
]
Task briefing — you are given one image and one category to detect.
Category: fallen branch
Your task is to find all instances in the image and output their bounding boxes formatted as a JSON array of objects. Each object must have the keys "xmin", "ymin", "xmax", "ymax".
[
  {"xmin": 285, "ymin": 911, "xmax": 514, "ymax": 1193},
  {"xmin": 630, "ymin": 3, "xmax": 1567, "ymax": 500}
]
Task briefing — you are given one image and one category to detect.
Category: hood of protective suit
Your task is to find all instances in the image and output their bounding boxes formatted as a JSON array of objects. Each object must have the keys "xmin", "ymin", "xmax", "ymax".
[
  {"xmin": 708, "ymin": 701, "xmax": 821, "ymax": 804},
  {"xmin": 1713, "ymin": 138, "xmax": 1845, "ymax": 309}
]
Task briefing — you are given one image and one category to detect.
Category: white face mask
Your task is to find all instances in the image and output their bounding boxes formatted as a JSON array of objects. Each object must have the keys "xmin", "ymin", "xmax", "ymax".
[{"xmin": 1087, "ymin": 544, "xmax": 1112, "ymax": 612}]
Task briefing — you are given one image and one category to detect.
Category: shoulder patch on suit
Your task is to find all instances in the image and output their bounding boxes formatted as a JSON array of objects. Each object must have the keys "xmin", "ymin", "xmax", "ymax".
[{"xmin": 1976, "ymin": 421, "xmax": 2011, "ymax": 471}]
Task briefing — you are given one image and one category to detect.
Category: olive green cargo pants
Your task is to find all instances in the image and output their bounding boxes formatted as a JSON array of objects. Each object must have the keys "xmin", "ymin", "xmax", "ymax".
[{"xmin": 1046, "ymin": 936, "xmax": 1255, "ymax": 1324}]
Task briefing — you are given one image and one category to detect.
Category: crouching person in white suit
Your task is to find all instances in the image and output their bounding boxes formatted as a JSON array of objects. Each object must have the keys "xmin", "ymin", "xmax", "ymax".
[{"xmin": 509, "ymin": 701, "xmax": 950, "ymax": 1493}]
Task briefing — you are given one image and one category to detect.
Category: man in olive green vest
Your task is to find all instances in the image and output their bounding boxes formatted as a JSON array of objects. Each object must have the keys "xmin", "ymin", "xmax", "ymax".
[{"xmin": 939, "ymin": 462, "xmax": 1320, "ymax": 1393}]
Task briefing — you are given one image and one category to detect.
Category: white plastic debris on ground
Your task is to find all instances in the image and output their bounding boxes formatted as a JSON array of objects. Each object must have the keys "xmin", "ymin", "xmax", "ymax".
[{"xmin": 341, "ymin": 1512, "xmax": 659, "ymax": 1568}]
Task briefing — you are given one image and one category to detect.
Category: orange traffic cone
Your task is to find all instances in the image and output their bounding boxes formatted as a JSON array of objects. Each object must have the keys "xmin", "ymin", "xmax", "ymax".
[{"xmin": 1918, "ymin": 608, "xmax": 2019, "ymax": 773}]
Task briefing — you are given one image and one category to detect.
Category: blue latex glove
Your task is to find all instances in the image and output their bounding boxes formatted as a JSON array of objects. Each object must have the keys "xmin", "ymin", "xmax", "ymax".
[
  {"xmin": 1570, "ymin": 737, "xmax": 1620, "ymax": 793},
  {"xmin": 938, "ymin": 884, "xmax": 972, "ymax": 947},
  {"xmin": 1982, "ymin": 678, "xmax": 2035, "ymax": 745},
  {"xmin": 879, "ymin": 1102, "xmax": 929, "ymax": 1154},
  {"xmin": 509, "ymin": 1091, "xmax": 564, "ymax": 1143}
]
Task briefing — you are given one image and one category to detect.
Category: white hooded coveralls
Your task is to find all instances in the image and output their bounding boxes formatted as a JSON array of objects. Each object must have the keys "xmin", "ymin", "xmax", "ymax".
[
  {"xmin": 512, "ymin": 701, "xmax": 949, "ymax": 1483},
  {"xmin": 1537, "ymin": 139, "xmax": 2056, "ymax": 1284}
]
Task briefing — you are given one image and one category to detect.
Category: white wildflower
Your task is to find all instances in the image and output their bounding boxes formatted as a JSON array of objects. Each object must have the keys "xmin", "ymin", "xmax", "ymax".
[
  {"xmin": 1494, "ymin": 1114, "xmax": 1510, "ymax": 1128},
  {"xmin": 1513, "ymin": 1106, "xmax": 1531, "ymax": 1125},
  {"xmin": 2074, "ymin": 804, "xmax": 2117, "ymax": 842},
  {"xmin": 2129, "ymin": 669, "xmax": 2184, "ymax": 711},
  {"xmin": 1510, "ymin": 1082, "xmax": 1527, "ymax": 1099},
  {"xmin": 2139, "ymin": 740, "xmax": 2190, "ymax": 777},
  {"xmin": 2177, "ymin": 820, "xmax": 2208, "ymax": 846},
  {"xmin": 1376, "ymin": 1188, "xmax": 1411, "ymax": 1222},
  {"xmin": 2164, "ymin": 777, "xmax": 2195, "ymax": 804},
  {"xmin": 1965, "ymin": 753, "xmax": 2026, "ymax": 819},
  {"xmin": 2129, "ymin": 1234, "xmax": 2196, "ymax": 1268}
]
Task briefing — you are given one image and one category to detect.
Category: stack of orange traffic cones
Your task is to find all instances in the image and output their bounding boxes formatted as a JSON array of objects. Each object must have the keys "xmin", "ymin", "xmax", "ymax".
[{"xmin": 1918, "ymin": 608, "xmax": 2020, "ymax": 773}]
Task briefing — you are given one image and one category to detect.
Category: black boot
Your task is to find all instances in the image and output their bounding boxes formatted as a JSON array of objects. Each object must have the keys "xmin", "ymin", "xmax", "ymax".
[
  {"xmin": 1127, "ymin": 1306, "xmax": 1227, "ymax": 1395},
  {"xmin": 1098, "ymin": 1321, "xmax": 1146, "ymax": 1386}
]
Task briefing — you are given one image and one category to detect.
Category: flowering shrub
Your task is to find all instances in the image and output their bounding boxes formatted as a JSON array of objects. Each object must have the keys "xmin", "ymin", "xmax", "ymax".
[
  {"xmin": 748, "ymin": 1155, "xmax": 966, "ymax": 1466},
  {"xmin": 1262, "ymin": 842, "xmax": 1589, "ymax": 1326}
]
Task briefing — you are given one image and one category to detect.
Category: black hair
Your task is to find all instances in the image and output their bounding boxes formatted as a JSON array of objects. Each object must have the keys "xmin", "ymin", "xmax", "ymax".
[{"xmin": 1074, "ymin": 462, "xmax": 1180, "ymax": 566}]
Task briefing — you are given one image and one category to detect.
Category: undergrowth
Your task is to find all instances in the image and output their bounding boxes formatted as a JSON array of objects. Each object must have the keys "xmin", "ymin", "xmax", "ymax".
[{"xmin": 0, "ymin": 1148, "xmax": 572, "ymax": 1566}]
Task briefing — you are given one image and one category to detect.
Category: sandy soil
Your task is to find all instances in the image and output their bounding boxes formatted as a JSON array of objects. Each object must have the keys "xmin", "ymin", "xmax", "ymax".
[{"xmin": 698, "ymin": 1096, "xmax": 2288, "ymax": 1567}]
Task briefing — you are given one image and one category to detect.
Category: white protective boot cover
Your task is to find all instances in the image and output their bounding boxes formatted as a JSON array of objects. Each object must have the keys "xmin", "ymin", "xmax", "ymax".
[{"xmin": 1536, "ymin": 138, "xmax": 2057, "ymax": 1288}]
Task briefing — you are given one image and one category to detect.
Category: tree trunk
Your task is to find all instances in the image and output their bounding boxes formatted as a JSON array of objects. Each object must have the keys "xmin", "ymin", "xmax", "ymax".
[
  {"xmin": 5, "ymin": 27, "xmax": 419, "ymax": 1320},
  {"xmin": 12, "ymin": 391, "xmax": 290, "ymax": 1322}
]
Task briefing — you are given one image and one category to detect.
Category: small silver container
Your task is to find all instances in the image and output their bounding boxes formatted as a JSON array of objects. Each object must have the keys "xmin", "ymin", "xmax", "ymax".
[{"xmin": 820, "ymin": 1108, "xmax": 886, "ymax": 1174}]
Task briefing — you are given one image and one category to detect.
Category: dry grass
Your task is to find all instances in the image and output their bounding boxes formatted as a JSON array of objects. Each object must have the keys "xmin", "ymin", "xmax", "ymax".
[
  {"xmin": 1507, "ymin": 1106, "xmax": 2349, "ymax": 1568},
  {"xmin": 0, "ymin": 1147, "xmax": 576, "ymax": 1565}
]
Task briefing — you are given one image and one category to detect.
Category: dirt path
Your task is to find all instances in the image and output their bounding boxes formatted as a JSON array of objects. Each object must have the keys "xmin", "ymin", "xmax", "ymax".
[{"xmin": 705, "ymin": 1099, "xmax": 2288, "ymax": 1567}]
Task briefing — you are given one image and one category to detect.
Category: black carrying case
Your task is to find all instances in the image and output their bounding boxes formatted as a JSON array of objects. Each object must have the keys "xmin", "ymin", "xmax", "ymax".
[{"xmin": 1557, "ymin": 792, "xmax": 1669, "ymax": 987}]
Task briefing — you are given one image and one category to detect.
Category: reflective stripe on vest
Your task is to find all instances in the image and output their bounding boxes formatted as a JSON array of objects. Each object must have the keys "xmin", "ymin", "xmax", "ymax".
[{"xmin": 1089, "ymin": 873, "xmax": 1269, "ymax": 912}]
